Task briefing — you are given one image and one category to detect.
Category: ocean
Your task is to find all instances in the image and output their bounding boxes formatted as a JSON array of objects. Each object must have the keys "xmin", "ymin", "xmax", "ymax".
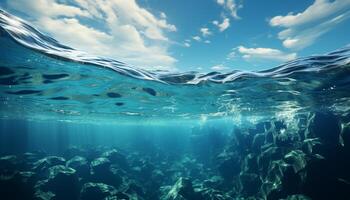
[{"xmin": 1, "ymin": 9, "xmax": 350, "ymax": 200}]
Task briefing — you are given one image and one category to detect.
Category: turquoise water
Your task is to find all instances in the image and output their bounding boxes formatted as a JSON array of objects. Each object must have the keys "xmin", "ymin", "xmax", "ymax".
[
  {"xmin": 1, "ymin": 9, "xmax": 350, "ymax": 200},
  {"xmin": 1, "ymin": 10, "xmax": 350, "ymax": 122}
]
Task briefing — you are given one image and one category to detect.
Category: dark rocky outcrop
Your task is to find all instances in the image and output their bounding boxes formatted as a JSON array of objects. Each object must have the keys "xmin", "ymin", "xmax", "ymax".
[
  {"xmin": 90, "ymin": 157, "xmax": 122, "ymax": 188},
  {"xmin": 1, "ymin": 110, "xmax": 349, "ymax": 200},
  {"xmin": 80, "ymin": 182, "xmax": 117, "ymax": 200}
]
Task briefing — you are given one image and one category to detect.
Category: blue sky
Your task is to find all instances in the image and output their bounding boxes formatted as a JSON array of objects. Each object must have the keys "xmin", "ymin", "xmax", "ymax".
[{"xmin": 1, "ymin": 0, "xmax": 350, "ymax": 72}]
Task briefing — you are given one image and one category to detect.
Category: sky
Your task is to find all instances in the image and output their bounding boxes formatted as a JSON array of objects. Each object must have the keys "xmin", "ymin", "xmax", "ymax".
[{"xmin": 0, "ymin": 0, "xmax": 350, "ymax": 72}]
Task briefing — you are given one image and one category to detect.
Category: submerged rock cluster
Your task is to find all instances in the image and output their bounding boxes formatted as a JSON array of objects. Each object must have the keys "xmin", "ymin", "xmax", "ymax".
[{"xmin": 0, "ymin": 111, "xmax": 349, "ymax": 200}]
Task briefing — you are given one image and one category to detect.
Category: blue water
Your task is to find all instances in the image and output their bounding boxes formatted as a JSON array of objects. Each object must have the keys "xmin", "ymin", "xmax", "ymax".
[
  {"xmin": 1, "ymin": 9, "xmax": 350, "ymax": 200},
  {"xmin": 1, "ymin": 10, "xmax": 350, "ymax": 123}
]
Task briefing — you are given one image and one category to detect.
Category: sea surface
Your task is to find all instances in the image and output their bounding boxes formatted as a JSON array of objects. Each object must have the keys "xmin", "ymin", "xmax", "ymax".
[{"xmin": 0, "ymin": 9, "xmax": 350, "ymax": 200}]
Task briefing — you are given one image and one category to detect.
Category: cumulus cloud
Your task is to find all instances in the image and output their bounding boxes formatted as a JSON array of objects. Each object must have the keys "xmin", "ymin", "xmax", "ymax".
[
  {"xmin": 200, "ymin": 27, "xmax": 212, "ymax": 37},
  {"xmin": 226, "ymin": 51, "xmax": 236, "ymax": 60},
  {"xmin": 213, "ymin": 18, "xmax": 230, "ymax": 32},
  {"xmin": 216, "ymin": 0, "xmax": 241, "ymax": 19},
  {"xmin": 236, "ymin": 46, "xmax": 297, "ymax": 62},
  {"xmin": 192, "ymin": 36, "xmax": 201, "ymax": 41},
  {"xmin": 7, "ymin": 0, "xmax": 178, "ymax": 70},
  {"xmin": 184, "ymin": 42, "xmax": 191, "ymax": 47},
  {"xmin": 211, "ymin": 64, "xmax": 229, "ymax": 71},
  {"xmin": 160, "ymin": 12, "xmax": 167, "ymax": 19},
  {"xmin": 269, "ymin": 0, "xmax": 350, "ymax": 50}
]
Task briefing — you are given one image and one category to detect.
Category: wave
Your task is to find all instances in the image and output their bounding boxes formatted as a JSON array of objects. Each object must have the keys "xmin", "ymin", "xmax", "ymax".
[
  {"xmin": 1, "ymin": 9, "xmax": 349, "ymax": 84},
  {"xmin": 0, "ymin": 9, "xmax": 350, "ymax": 121}
]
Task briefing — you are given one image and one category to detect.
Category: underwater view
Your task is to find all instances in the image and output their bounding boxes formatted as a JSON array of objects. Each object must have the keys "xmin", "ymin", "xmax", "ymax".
[{"xmin": 1, "ymin": 1, "xmax": 350, "ymax": 200}]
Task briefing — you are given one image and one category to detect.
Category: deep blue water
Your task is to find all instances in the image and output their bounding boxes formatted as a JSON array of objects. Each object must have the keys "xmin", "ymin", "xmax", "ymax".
[{"xmin": 1, "ymin": 9, "xmax": 350, "ymax": 200}]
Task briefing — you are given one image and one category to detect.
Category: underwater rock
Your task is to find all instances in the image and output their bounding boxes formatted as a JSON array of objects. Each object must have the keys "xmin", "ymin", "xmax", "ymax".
[
  {"xmin": 101, "ymin": 149, "xmax": 128, "ymax": 169},
  {"xmin": 258, "ymin": 147, "xmax": 283, "ymax": 174},
  {"xmin": 301, "ymin": 155, "xmax": 350, "ymax": 200},
  {"xmin": 32, "ymin": 156, "xmax": 66, "ymax": 175},
  {"xmin": 280, "ymin": 165, "xmax": 301, "ymax": 196},
  {"xmin": 242, "ymin": 153, "xmax": 259, "ymax": 173},
  {"xmin": 308, "ymin": 111, "xmax": 341, "ymax": 146},
  {"xmin": 282, "ymin": 194, "xmax": 311, "ymax": 200},
  {"xmin": 66, "ymin": 156, "xmax": 90, "ymax": 178},
  {"xmin": 275, "ymin": 132, "xmax": 294, "ymax": 148},
  {"xmin": 217, "ymin": 156, "xmax": 241, "ymax": 182},
  {"xmin": 267, "ymin": 188, "xmax": 287, "ymax": 200},
  {"xmin": 43, "ymin": 165, "xmax": 79, "ymax": 200},
  {"xmin": 274, "ymin": 120, "xmax": 287, "ymax": 132},
  {"xmin": 0, "ymin": 155, "xmax": 18, "ymax": 172},
  {"xmin": 0, "ymin": 171, "xmax": 36, "ymax": 200},
  {"xmin": 21, "ymin": 152, "xmax": 46, "ymax": 164},
  {"xmin": 2, "ymin": 113, "xmax": 350, "ymax": 200},
  {"xmin": 256, "ymin": 122, "xmax": 268, "ymax": 133},
  {"xmin": 264, "ymin": 160, "xmax": 289, "ymax": 195},
  {"xmin": 249, "ymin": 121, "xmax": 268, "ymax": 135},
  {"xmin": 202, "ymin": 176, "xmax": 224, "ymax": 189},
  {"xmin": 151, "ymin": 169, "xmax": 165, "ymax": 186},
  {"xmin": 261, "ymin": 181, "xmax": 276, "ymax": 199},
  {"xmin": 34, "ymin": 190, "xmax": 56, "ymax": 200},
  {"xmin": 301, "ymin": 138, "xmax": 322, "ymax": 155},
  {"xmin": 252, "ymin": 133, "xmax": 265, "ymax": 153},
  {"xmin": 233, "ymin": 129, "xmax": 254, "ymax": 155},
  {"xmin": 198, "ymin": 187, "xmax": 234, "ymax": 200},
  {"xmin": 91, "ymin": 157, "xmax": 122, "ymax": 188},
  {"xmin": 125, "ymin": 181, "xmax": 145, "ymax": 197},
  {"xmin": 115, "ymin": 102, "xmax": 124, "ymax": 106},
  {"xmin": 162, "ymin": 177, "xmax": 202, "ymax": 200},
  {"xmin": 239, "ymin": 173, "xmax": 262, "ymax": 197},
  {"xmin": 341, "ymin": 125, "xmax": 350, "ymax": 150},
  {"xmin": 284, "ymin": 150, "xmax": 306, "ymax": 173},
  {"xmin": 131, "ymin": 159, "xmax": 155, "ymax": 181},
  {"xmin": 116, "ymin": 191, "xmax": 130, "ymax": 200},
  {"xmin": 80, "ymin": 182, "xmax": 117, "ymax": 200},
  {"xmin": 265, "ymin": 130, "xmax": 275, "ymax": 145},
  {"xmin": 91, "ymin": 157, "xmax": 111, "ymax": 173}
]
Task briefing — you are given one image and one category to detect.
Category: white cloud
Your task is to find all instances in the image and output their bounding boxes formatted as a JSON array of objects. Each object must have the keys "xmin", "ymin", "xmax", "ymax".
[
  {"xmin": 200, "ymin": 27, "xmax": 212, "ymax": 37},
  {"xmin": 8, "ymin": 0, "xmax": 90, "ymax": 18},
  {"xmin": 192, "ymin": 36, "xmax": 201, "ymax": 41},
  {"xmin": 204, "ymin": 40, "xmax": 211, "ymax": 44},
  {"xmin": 216, "ymin": 0, "xmax": 241, "ymax": 19},
  {"xmin": 184, "ymin": 42, "xmax": 191, "ymax": 47},
  {"xmin": 160, "ymin": 12, "xmax": 167, "ymax": 19},
  {"xmin": 7, "ymin": 0, "xmax": 178, "ymax": 70},
  {"xmin": 211, "ymin": 64, "xmax": 229, "ymax": 71},
  {"xmin": 269, "ymin": 0, "xmax": 350, "ymax": 50},
  {"xmin": 216, "ymin": 0, "xmax": 225, "ymax": 5},
  {"xmin": 236, "ymin": 46, "xmax": 297, "ymax": 62},
  {"xmin": 226, "ymin": 51, "xmax": 236, "ymax": 60},
  {"xmin": 214, "ymin": 17, "xmax": 230, "ymax": 32}
]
